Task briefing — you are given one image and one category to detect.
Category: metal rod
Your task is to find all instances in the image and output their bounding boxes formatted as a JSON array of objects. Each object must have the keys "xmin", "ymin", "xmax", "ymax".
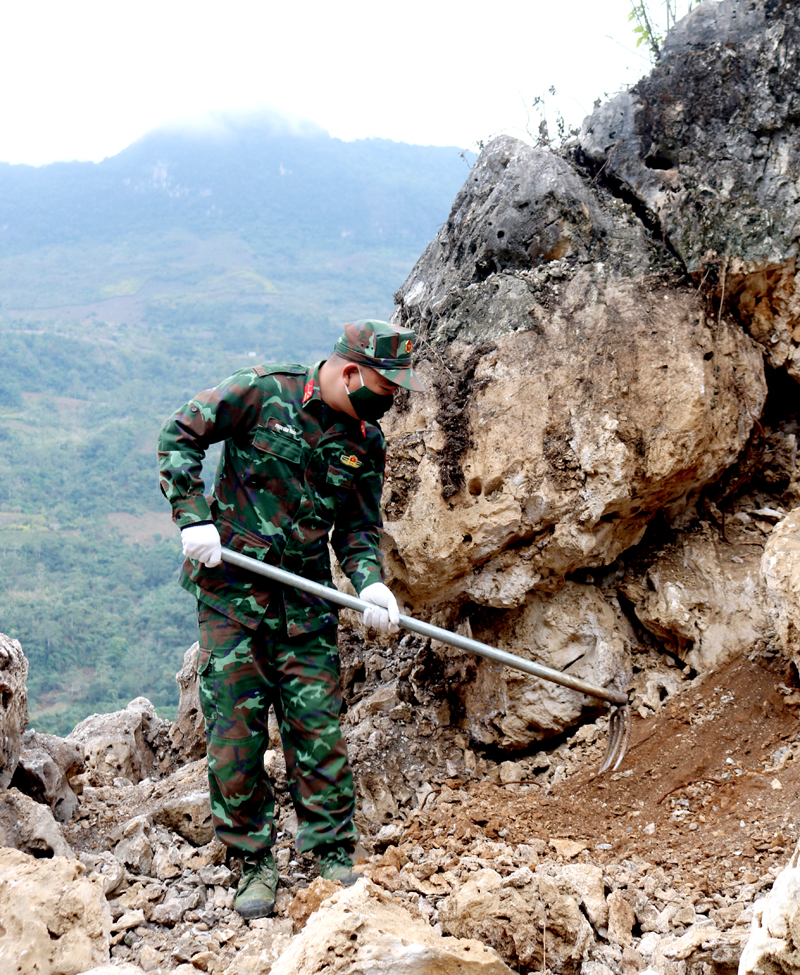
[{"xmin": 220, "ymin": 547, "xmax": 628, "ymax": 707}]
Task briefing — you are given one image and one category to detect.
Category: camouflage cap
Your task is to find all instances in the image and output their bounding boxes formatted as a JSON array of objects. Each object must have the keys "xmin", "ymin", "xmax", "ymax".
[{"xmin": 333, "ymin": 319, "xmax": 425, "ymax": 391}]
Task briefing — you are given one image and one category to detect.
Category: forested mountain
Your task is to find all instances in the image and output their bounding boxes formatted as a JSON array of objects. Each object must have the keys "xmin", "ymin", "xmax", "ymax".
[{"xmin": 0, "ymin": 113, "xmax": 473, "ymax": 734}]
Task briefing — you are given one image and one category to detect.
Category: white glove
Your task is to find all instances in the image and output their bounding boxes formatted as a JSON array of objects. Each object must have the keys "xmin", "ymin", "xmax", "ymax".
[
  {"xmin": 181, "ymin": 523, "xmax": 222, "ymax": 567},
  {"xmin": 359, "ymin": 583, "xmax": 400, "ymax": 635}
]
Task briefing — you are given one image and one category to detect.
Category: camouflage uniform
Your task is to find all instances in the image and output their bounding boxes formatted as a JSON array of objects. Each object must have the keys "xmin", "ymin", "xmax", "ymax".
[{"xmin": 157, "ymin": 321, "xmax": 422, "ymax": 857}]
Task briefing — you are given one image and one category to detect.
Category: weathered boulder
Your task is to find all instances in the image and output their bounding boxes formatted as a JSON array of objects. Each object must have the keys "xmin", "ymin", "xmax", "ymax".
[
  {"xmin": 579, "ymin": 0, "xmax": 800, "ymax": 380},
  {"xmin": 12, "ymin": 728, "xmax": 84, "ymax": 822},
  {"xmin": 762, "ymin": 508, "xmax": 800, "ymax": 671},
  {"xmin": 270, "ymin": 878, "xmax": 515, "ymax": 975},
  {"xmin": 387, "ymin": 161, "xmax": 765, "ymax": 612},
  {"xmin": 153, "ymin": 789, "xmax": 214, "ymax": 846},
  {"xmin": 739, "ymin": 840, "xmax": 800, "ymax": 975},
  {"xmin": 68, "ymin": 697, "xmax": 165, "ymax": 786},
  {"xmin": 0, "ymin": 632, "xmax": 29, "ymax": 789},
  {"xmin": 454, "ymin": 583, "xmax": 632, "ymax": 746},
  {"xmin": 438, "ymin": 866, "xmax": 595, "ymax": 974},
  {"xmin": 169, "ymin": 642, "xmax": 206, "ymax": 763},
  {"xmin": 0, "ymin": 848, "xmax": 110, "ymax": 974},
  {"xmin": 0, "ymin": 788, "xmax": 74, "ymax": 858},
  {"xmin": 620, "ymin": 530, "xmax": 771, "ymax": 673}
]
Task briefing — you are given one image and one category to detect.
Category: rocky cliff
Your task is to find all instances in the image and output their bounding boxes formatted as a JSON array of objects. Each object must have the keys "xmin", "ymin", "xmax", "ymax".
[{"xmin": 3, "ymin": 1, "xmax": 800, "ymax": 973}]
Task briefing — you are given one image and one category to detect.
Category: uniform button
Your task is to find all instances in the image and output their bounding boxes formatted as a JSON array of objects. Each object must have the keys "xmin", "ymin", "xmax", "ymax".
[{"xmin": 190, "ymin": 405, "xmax": 199, "ymax": 413}]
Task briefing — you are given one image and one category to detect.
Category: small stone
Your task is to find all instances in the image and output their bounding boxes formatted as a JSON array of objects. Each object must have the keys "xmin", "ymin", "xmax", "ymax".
[
  {"xmin": 550, "ymin": 838, "xmax": 588, "ymax": 859},
  {"xmin": 111, "ymin": 909, "xmax": 146, "ymax": 933}
]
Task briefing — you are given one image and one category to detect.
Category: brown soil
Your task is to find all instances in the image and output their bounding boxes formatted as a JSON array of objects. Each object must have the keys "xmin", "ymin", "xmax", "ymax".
[{"xmin": 401, "ymin": 654, "xmax": 800, "ymax": 890}]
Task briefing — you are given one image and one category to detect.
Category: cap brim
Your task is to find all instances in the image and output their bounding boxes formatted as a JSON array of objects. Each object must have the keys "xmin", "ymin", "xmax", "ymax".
[{"xmin": 380, "ymin": 366, "xmax": 426, "ymax": 392}]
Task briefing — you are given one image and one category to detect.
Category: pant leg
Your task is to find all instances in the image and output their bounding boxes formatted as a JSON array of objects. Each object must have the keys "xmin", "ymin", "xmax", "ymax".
[
  {"xmin": 270, "ymin": 624, "xmax": 358, "ymax": 854},
  {"xmin": 196, "ymin": 602, "xmax": 275, "ymax": 856}
]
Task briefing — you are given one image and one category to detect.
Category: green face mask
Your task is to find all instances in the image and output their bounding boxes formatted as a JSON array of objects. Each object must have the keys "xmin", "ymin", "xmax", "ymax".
[{"xmin": 346, "ymin": 367, "xmax": 395, "ymax": 422}]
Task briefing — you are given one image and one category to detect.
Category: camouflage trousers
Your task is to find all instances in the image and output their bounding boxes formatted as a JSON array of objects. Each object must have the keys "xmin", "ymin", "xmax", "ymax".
[{"xmin": 196, "ymin": 602, "xmax": 358, "ymax": 856}]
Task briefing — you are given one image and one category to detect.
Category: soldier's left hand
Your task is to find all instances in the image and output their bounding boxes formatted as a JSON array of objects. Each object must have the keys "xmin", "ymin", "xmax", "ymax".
[{"xmin": 359, "ymin": 583, "xmax": 400, "ymax": 634}]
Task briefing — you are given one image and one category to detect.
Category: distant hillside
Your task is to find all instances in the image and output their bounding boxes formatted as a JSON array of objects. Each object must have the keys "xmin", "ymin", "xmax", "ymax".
[
  {"xmin": 0, "ymin": 113, "xmax": 473, "ymax": 735},
  {"xmin": 0, "ymin": 111, "xmax": 471, "ymax": 252}
]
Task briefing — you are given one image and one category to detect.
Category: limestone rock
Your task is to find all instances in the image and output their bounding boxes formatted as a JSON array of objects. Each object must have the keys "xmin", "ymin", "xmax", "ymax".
[
  {"xmin": 739, "ymin": 840, "xmax": 800, "ymax": 975},
  {"xmin": 608, "ymin": 890, "xmax": 636, "ymax": 948},
  {"xmin": 0, "ymin": 848, "xmax": 111, "ymax": 974},
  {"xmin": 81, "ymin": 966, "xmax": 146, "ymax": 974},
  {"xmin": 153, "ymin": 789, "xmax": 214, "ymax": 846},
  {"xmin": 621, "ymin": 531, "xmax": 771, "ymax": 673},
  {"xmin": 271, "ymin": 878, "xmax": 515, "ymax": 974},
  {"xmin": 114, "ymin": 815, "xmax": 154, "ymax": 876},
  {"xmin": 287, "ymin": 876, "xmax": 340, "ymax": 931},
  {"xmin": 170, "ymin": 642, "xmax": 206, "ymax": 763},
  {"xmin": 579, "ymin": 0, "xmax": 800, "ymax": 380},
  {"xmin": 0, "ymin": 632, "xmax": 29, "ymax": 789},
  {"xmin": 12, "ymin": 729, "xmax": 84, "ymax": 822},
  {"xmin": 455, "ymin": 583, "xmax": 631, "ymax": 746},
  {"xmin": 69, "ymin": 697, "xmax": 165, "ymax": 786},
  {"xmin": 220, "ymin": 918, "xmax": 294, "ymax": 975},
  {"xmin": 388, "ymin": 139, "xmax": 766, "ymax": 614},
  {"xmin": 762, "ymin": 508, "xmax": 800, "ymax": 671},
  {"xmin": 0, "ymin": 788, "xmax": 74, "ymax": 858},
  {"xmin": 439, "ymin": 866, "xmax": 595, "ymax": 973}
]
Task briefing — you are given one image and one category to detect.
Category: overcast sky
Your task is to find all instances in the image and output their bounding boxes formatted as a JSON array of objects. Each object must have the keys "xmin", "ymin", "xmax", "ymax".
[{"xmin": 0, "ymin": 0, "xmax": 676, "ymax": 166}]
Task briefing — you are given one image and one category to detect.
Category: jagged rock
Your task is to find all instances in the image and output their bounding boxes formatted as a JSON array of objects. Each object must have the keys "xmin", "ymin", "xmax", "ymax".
[
  {"xmin": 220, "ymin": 918, "xmax": 294, "ymax": 975},
  {"xmin": 286, "ymin": 876, "xmax": 340, "ymax": 930},
  {"xmin": 69, "ymin": 697, "xmax": 165, "ymax": 786},
  {"xmin": 0, "ymin": 788, "xmax": 74, "ymax": 858},
  {"xmin": 739, "ymin": 840, "xmax": 800, "ymax": 975},
  {"xmin": 12, "ymin": 729, "xmax": 84, "ymax": 822},
  {"xmin": 270, "ymin": 878, "xmax": 515, "ymax": 974},
  {"xmin": 0, "ymin": 847, "xmax": 111, "ymax": 974},
  {"xmin": 0, "ymin": 633, "xmax": 29, "ymax": 789},
  {"xmin": 387, "ymin": 137, "xmax": 766, "ymax": 618},
  {"xmin": 153, "ymin": 789, "xmax": 214, "ymax": 846},
  {"xmin": 455, "ymin": 583, "xmax": 632, "ymax": 745},
  {"xmin": 608, "ymin": 890, "xmax": 636, "ymax": 948},
  {"xmin": 762, "ymin": 508, "xmax": 800, "ymax": 671},
  {"xmin": 80, "ymin": 850, "xmax": 126, "ymax": 896},
  {"xmin": 620, "ymin": 530, "xmax": 771, "ymax": 673},
  {"xmin": 114, "ymin": 815, "xmax": 154, "ymax": 876},
  {"xmin": 579, "ymin": 0, "xmax": 800, "ymax": 380},
  {"xmin": 170, "ymin": 642, "xmax": 206, "ymax": 763},
  {"xmin": 439, "ymin": 866, "xmax": 595, "ymax": 973}
]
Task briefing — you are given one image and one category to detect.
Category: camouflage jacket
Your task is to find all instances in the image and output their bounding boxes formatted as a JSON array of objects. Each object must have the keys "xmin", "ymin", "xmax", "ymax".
[{"xmin": 157, "ymin": 362, "xmax": 386, "ymax": 637}]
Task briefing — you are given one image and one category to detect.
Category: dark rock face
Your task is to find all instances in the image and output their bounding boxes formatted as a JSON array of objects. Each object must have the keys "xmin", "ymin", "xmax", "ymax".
[
  {"xmin": 394, "ymin": 136, "xmax": 658, "ymax": 346},
  {"xmin": 580, "ymin": 0, "xmax": 800, "ymax": 272},
  {"xmin": 578, "ymin": 0, "xmax": 800, "ymax": 381}
]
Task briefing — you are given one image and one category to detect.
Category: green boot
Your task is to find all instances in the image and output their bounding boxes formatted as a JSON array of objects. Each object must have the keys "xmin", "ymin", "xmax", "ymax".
[
  {"xmin": 234, "ymin": 850, "xmax": 279, "ymax": 920},
  {"xmin": 316, "ymin": 845, "xmax": 360, "ymax": 886}
]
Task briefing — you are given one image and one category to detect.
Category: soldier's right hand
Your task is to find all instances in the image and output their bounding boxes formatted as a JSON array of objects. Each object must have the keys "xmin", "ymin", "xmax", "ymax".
[{"xmin": 181, "ymin": 523, "xmax": 222, "ymax": 567}]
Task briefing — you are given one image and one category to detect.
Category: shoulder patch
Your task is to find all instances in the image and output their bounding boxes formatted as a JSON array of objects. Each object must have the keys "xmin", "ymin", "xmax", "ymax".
[{"xmin": 253, "ymin": 364, "xmax": 267, "ymax": 377}]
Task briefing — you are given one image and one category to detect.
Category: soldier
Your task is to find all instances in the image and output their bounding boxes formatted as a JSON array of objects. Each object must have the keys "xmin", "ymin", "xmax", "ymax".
[{"xmin": 157, "ymin": 320, "xmax": 424, "ymax": 920}]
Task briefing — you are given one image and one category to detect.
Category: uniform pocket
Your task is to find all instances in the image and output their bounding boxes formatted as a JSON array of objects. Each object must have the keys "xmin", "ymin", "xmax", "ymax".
[
  {"xmin": 326, "ymin": 462, "xmax": 355, "ymax": 491},
  {"xmin": 252, "ymin": 426, "xmax": 307, "ymax": 466},
  {"xmin": 196, "ymin": 644, "xmax": 213, "ymax": 676}
]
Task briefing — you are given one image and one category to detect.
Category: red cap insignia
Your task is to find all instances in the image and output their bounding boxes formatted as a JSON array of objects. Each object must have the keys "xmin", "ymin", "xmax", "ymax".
[{"xmin": 302, "ymin": 380, "xmax": 315, "ymax": 405}]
